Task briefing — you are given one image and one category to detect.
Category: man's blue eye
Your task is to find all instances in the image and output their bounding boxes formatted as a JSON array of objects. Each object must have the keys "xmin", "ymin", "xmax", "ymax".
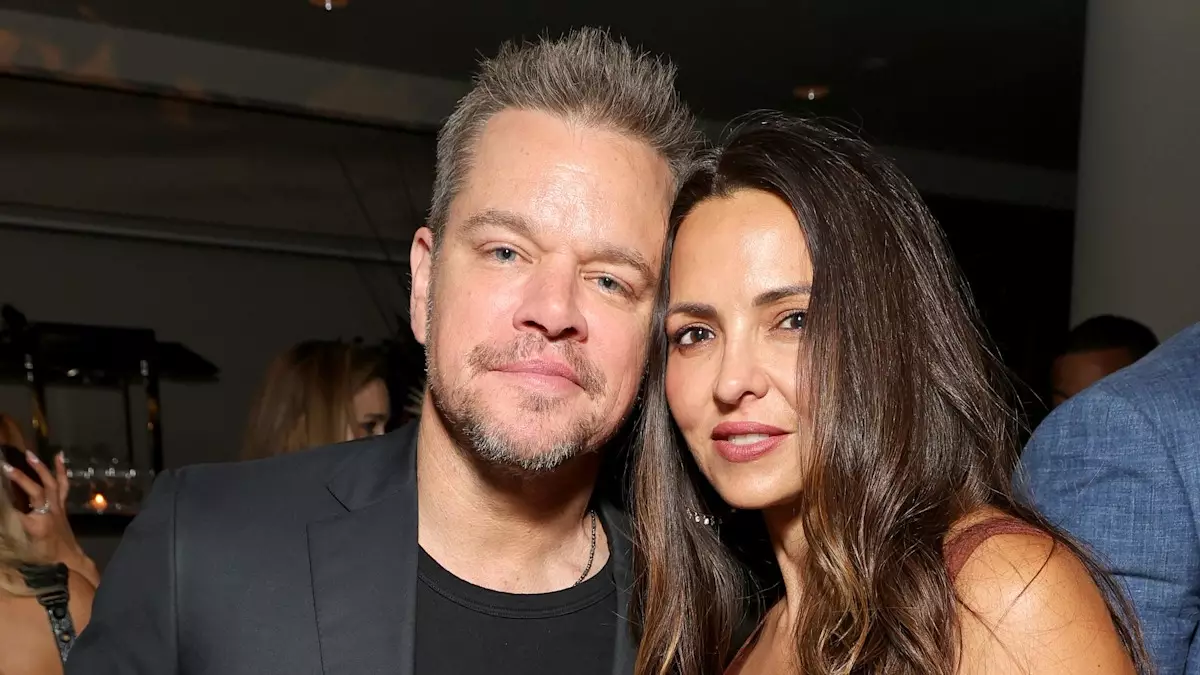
[{"xmin": 492, "ymin": 248, "xmax": 517, "ymax": 262}]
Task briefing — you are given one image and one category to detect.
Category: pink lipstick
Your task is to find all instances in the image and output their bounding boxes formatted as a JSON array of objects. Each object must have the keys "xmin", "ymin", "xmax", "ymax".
[{"xmin": 711, "ymin": 421, "xmax": 790, "ymax": 463}]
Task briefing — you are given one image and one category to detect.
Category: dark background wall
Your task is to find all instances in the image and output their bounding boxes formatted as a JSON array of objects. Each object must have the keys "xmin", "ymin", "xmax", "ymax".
[{"xmin": 928, "ymin": 195, "xmax": 1075, "ymax": 433}]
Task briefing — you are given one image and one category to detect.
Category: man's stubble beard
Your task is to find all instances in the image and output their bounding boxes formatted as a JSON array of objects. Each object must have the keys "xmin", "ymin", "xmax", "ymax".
[{"xmin": 423, "ymin": 283, "xmax": 613, "ymax": 474}]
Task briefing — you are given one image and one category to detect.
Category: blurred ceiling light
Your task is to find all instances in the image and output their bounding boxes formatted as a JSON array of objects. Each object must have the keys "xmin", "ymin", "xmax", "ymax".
[
  {"xmin": 310, "ymin": 0, "xmax": 348, "ymax": 9},
  {"xmin": 793, "ymin": 85, "xmax": 830, "ymax": 102}
]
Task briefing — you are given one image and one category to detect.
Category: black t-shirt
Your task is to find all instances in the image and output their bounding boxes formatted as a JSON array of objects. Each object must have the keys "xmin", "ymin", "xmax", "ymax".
[{"xmin": 415, "ymin": 546, "xmax": 618, "ymax": 675}]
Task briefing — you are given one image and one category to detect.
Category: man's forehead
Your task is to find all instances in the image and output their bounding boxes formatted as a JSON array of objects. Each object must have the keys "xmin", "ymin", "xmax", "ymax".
[
  {"xmin": 462, "ymin": 110, "xmax": 674, "ymax": 205},
  {"xmin": 442, "ymin": 111, "xmax": 671, "ymax": 268}
]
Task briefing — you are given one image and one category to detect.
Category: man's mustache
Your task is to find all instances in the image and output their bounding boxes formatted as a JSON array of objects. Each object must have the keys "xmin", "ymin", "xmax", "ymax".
[{"xmin": 467, "ymin": 335, "xmax": 606, "ymax": 396}]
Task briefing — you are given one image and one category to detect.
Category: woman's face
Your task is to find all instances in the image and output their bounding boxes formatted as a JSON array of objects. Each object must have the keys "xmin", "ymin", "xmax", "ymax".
[
  {"xmin": 346, "ymin": 378, "xmax": 391, "ymax": 441},
  {"xmin": 664, "ymin": 189, "xmax": 813, "ymax": 510}
]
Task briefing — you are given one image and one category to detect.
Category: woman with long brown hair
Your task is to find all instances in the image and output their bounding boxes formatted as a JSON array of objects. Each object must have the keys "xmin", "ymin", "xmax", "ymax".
[
  {"xmin": 241, "ymin": 340, "xmax": 391, "ymax": 460},
  {"xmin": 632, "ymin": 113, "xmax": 1150, "ymax": 675}
]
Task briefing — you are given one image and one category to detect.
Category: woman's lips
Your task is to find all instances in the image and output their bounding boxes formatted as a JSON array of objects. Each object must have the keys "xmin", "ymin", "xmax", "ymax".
[{"xmin": 711, "ymin": 421, "xmax": 790, "ymax": 463}]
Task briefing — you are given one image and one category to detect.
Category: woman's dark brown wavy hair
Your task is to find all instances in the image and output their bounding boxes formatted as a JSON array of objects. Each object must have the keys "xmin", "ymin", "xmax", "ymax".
[{"xmin": 631, "ymin": 112, "xmax": 1150, "ymax": 675}]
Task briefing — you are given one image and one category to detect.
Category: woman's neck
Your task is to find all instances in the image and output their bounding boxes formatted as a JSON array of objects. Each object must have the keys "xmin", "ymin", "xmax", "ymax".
[{"xmin": 762, "ymin": 501, "xmax": 809, "ymax": 633}]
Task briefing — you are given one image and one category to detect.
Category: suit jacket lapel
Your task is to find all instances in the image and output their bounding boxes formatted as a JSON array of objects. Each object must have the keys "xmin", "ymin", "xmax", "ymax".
[
  {"xmin": 599, "ymin": 501, "xmax": 637, "ymax": 675},
  {"xmin": 308, "ymin": 423, "xmax": 419, "ymax": 675},
  {"xmin": 307, "ymin": 423, "xmax": 640, "ymax": 675}
]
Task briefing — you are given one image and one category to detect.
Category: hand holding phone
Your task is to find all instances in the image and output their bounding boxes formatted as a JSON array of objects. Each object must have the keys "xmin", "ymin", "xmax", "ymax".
[
  {"xmin": 1, "ymin": 443, "xmax": 41, "ymax": 513},
  {"xmin": 1, "ymin": 449, "xmax": 100, "ymax": 587}
]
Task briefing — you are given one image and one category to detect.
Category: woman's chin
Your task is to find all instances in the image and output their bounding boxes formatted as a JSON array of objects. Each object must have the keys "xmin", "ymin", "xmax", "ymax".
[{"xmin": 710, "ymin": 477, "xmax": 803, "ymax": 512}]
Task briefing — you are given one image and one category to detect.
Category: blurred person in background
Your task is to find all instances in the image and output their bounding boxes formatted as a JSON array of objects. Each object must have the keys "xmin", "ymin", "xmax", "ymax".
[
  {"xmin": 1, "ymin": 413, "xmax": 98, "ymax": 674},
  {"xmin": 1021, "ymin": 322, "xmax": 1200, "ymax": 675},
  {"xmin": 1051, "ymin": 315, "xmax": 1158, "ymax": 408},
  {"xmin": 240, "ymin": 340, "xmax": 390, "ymax": 460}
]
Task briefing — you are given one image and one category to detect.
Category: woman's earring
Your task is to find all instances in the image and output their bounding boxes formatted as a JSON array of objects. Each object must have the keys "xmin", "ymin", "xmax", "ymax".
[{"xmin": 686, "ymin": 508, "xmax": 721, "ymax": 527}]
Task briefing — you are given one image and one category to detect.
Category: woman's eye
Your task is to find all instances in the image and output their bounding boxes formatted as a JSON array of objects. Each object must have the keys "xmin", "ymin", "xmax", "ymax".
[
  {"xmin": 673, "ymin": 326, "xmax": 714, "ymax": 347},
  {"xmin": 491, "ymin": 247, "xmax": 518, "ymax": 262},
  {"xmin": 779, "ymin": 311, "xmax": 807, "ymax": 331}
]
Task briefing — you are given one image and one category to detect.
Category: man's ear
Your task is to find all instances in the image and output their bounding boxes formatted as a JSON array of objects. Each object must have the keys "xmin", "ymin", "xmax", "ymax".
[{"xmin": 409, "ymin": 226, "xmax": 434, "ymax": 346}]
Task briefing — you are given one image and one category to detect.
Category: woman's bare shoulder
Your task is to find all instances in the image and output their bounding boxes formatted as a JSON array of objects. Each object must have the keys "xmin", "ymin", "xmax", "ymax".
[{"xmin": 953, "ymin": 522, "xmax": 1135, "ymax": 675}]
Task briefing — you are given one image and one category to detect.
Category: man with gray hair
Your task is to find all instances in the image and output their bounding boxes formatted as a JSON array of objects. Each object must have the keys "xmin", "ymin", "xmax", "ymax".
[{"xmin": 69, "ymin": 28, "xmax": 699, "ymax": 675}]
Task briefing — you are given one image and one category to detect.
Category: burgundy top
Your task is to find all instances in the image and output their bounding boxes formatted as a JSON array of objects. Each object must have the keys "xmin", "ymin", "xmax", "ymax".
[{"xmin": 724, "ymin": 517, "xmax": 1046, "ymax": 674}]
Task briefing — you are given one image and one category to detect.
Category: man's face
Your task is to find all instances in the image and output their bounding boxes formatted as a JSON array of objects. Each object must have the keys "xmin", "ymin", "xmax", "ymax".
[
  {"xmin": 1051, "ymin": 347, "xmax": 1138, "ymax": 408},
  {"xmin": 410, "ymin": 109, "xmax": 674, "ymax": 471}
]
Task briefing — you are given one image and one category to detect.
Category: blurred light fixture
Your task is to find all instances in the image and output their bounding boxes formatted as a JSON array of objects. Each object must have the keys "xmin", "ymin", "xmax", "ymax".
[
  {"xmin": 309, "ymin": 0, "xmax": 348, "ymax": 9},
  {"xmin": 793, "ymin": 85, "xmax": 830, "ymax": 102}
]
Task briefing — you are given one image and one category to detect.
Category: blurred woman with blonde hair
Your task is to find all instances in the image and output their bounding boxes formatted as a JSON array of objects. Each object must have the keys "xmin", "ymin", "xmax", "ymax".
[
  {"xmin": 241, "ymin": 340, "xmax": 391, "ymax": 460},
  {"xmin": 1, "ymin": 413, "xmax": 98, "ymax": 674}
]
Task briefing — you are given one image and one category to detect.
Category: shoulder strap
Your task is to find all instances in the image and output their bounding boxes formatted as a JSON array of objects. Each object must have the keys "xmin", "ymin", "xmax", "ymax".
[
  {"xmin": 945, "ymin": 518, "xmax": 1046, "ymax": 583},
  {"xmin": 724, "ymin": 618, "xmax": 765, "ymax": 675},
  {"xmin": 19, "ymin": 563, "xmax": 78, "ymax": 664}
]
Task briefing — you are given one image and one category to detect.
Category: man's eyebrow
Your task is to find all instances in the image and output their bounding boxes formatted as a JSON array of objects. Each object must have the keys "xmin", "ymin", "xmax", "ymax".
[
  {"xmin": 460, "ymin": 209, "xmax": 535, "ymax": 239},
  {"xmin": 591, "ymin": 244, "xmax": 654, "ymax": 281},
  {"xmin": 460, "ymin": 209, "xmax": 654, "ymax": 281}
]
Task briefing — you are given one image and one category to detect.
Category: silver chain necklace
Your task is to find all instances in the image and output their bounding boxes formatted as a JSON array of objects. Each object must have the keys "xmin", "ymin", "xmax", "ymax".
[{"xmin": 573, "ymin": 510, "xmax": 597, "ymax": 586}]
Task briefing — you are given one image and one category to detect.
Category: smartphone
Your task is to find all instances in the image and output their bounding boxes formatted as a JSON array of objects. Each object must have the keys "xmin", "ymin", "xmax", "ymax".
[{"xmin": 1, "ymin": 444, "xmax": 40, "ymax": 513}]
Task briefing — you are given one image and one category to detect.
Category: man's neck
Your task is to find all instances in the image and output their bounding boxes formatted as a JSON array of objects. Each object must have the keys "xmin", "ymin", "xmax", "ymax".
[{"xmin": 415, "ymin": 403, "xmax": 609, "ymax": 593}]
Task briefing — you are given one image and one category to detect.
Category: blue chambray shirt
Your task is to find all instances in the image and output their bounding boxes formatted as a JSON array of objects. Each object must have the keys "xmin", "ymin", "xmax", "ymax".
[{"xmin": 1018, "ymin": 322, "xmax": 1200, "ymax": 675}]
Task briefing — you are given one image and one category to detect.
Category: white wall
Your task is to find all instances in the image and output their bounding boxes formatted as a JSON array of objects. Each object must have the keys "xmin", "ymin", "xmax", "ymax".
[{"xmin": 1072, "ymin": 0, "xmax": 1200, "ymax": 340}]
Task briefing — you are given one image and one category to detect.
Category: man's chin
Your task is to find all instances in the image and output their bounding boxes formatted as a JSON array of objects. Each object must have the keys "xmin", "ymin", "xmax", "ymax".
[
  {"xmin": 475, "ymin": 395, "xmax": 586, "ymax": 429},
  {"xmin": 472, "ymin": 424, "xmax": 579, "ymax": 453},
  {"xmin": 470, "ymin": 438, "xmax": 587, "ymax": 473},
  {"xmin": 489, "ymin": 389, "xmax": 577, "ymax": 416},
  {"xmin": 429, "ymin": 382, "xmax": 611, "ymax": 470},
  {"xmin": 458, "ymin": 416, "xmax": 598, "ymax": 470}
]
